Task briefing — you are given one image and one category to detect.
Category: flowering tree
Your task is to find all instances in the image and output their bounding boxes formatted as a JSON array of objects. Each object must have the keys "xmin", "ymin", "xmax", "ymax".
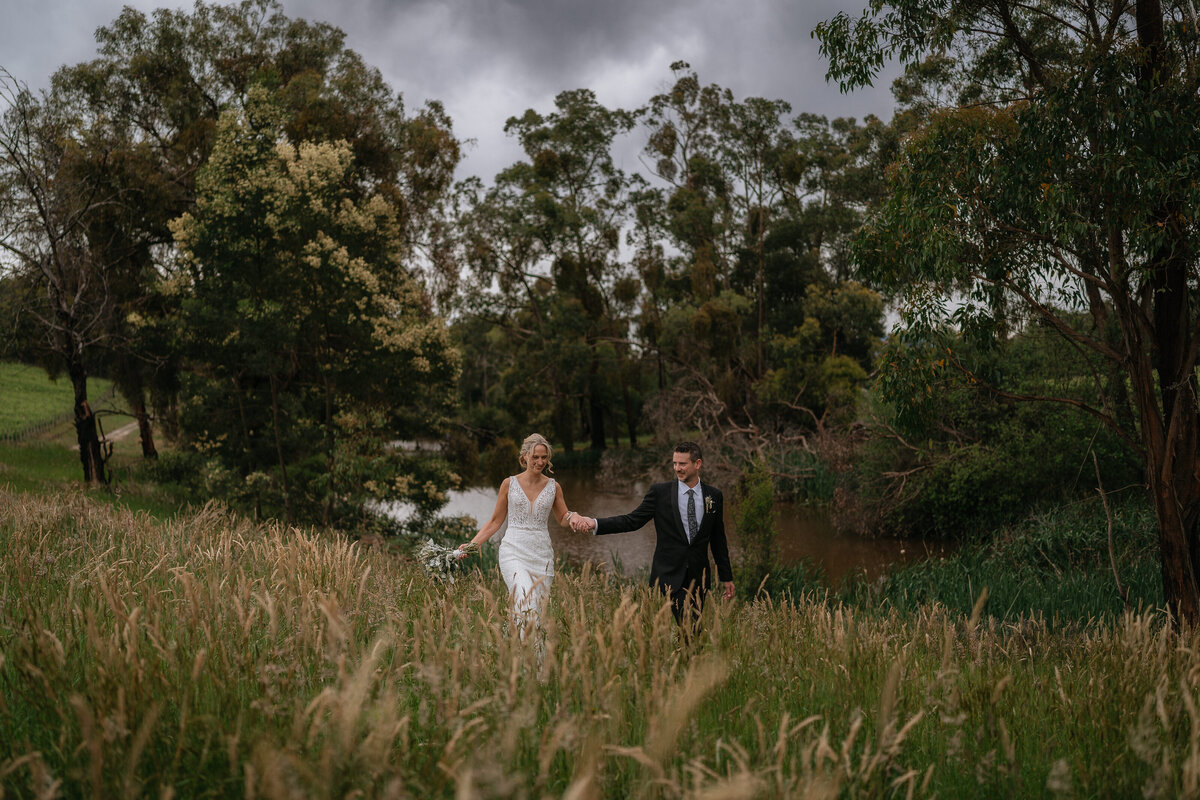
[{"xmin": 171, "ymin": 89, "xmax": 458, "ymax": 524}]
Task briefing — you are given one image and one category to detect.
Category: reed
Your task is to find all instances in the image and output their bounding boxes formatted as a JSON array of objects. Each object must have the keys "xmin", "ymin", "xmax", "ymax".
[{"xmin": 1, "ymin": 488, "xmax": 1197, "ymax": 798}]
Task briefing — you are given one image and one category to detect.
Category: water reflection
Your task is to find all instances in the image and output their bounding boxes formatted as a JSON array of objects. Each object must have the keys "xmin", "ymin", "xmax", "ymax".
[{"xmin": 392, "ymin": 469, "xmax": 950, "ymax": 586}]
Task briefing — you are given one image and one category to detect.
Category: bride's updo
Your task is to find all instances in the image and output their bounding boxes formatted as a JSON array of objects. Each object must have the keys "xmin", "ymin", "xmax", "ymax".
[{"xmin": 518, "ymin": 433, "xmax": 553, "ymax": 473}]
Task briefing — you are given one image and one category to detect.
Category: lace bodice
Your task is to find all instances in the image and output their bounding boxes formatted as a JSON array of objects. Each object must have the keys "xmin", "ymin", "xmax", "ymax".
[{"xmin": 507, "ymin": 476, "xmax": 555, "ymax": 531}]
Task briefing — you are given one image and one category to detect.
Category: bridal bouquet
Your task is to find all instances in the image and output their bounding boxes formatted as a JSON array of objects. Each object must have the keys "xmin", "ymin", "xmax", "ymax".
[{"xmin": 416, "ymin": 539, "xmax": 479, "ymax": 583}]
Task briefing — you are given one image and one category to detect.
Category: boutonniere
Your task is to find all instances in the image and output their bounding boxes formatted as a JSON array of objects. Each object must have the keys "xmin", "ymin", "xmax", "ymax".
[{"xmin": 704, "ymin": 495, "xmax": 714, "ymax": 513}]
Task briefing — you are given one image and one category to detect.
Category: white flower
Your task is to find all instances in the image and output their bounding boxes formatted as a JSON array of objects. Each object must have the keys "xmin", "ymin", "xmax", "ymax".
[{"xmin": 704, "ymin": 495, "xmax": 714, "ymax": 513}]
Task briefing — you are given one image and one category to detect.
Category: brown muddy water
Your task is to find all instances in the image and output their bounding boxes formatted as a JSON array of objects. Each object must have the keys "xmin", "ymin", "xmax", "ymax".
[{"xmin": 389, "ymin": 470, "xmax": 951, "ymax": 586}]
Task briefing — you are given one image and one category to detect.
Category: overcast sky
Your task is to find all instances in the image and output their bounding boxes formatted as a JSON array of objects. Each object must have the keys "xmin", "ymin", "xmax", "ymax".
[{"xmin": 2, "ymin": 0, "xmax": 899, "ymax": 182}]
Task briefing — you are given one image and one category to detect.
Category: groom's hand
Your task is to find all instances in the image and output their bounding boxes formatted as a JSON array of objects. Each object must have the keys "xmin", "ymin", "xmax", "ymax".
[
  {"xmin": 721, "ymin": 581, "xmax": 735, "ymax": 600},
  {"xmin": 571, "ymin": 515, "xmax": 595, "ymax": 533}
]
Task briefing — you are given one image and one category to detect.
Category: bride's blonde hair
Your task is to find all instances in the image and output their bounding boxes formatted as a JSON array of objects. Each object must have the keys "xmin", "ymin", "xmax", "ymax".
[{"xmin": 518, "ymin": 433, "xmax": 553, "ymax": 473}]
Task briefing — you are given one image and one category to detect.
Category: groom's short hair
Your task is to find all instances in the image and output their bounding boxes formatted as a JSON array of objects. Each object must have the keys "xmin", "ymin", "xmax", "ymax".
[{"xmin": 674, "ymin": 441, "xmax": 702, "ymax": 462}]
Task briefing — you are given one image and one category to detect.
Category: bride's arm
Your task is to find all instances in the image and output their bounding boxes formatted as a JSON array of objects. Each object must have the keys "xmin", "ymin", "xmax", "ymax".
[
  {"xmin": 461, "ymin": 478, "xmax": 510, "ymax": 551},
  {"xmin": 551, "ymin": 483, "xmax": 574, "ymax": 528}
]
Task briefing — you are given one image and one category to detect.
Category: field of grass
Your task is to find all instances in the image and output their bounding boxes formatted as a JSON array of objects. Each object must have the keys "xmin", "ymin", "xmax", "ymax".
[
  {"xmin": 0, "ymin": 362, "xmax": 115, "ymax": 437},
  {"xmin": 1, "ymin": 488, "xmax": 1197, "ymax": 798}
]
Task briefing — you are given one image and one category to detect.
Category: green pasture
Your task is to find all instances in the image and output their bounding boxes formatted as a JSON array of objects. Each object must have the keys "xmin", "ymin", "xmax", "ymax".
[
  {"xmin": 0, "ymin": 362, "xmax": 185, "ymax": 517},
  {"xmin": 0, "ymin": 362, "xmax": 114, "ymax": 437}
]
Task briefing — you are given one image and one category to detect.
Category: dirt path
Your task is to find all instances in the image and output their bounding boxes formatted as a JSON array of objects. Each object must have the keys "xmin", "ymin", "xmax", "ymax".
[{"xmin": 71, "ymin": 421, "xmax": 139, "ymax": 451}]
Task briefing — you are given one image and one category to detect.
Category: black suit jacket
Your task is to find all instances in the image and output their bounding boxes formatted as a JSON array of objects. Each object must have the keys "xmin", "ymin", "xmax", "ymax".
[{"xmin": 595, "ymin": 481, "xmax": 733, "ymax": 594}]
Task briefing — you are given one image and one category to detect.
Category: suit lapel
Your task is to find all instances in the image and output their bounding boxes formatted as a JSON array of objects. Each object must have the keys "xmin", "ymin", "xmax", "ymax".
[{"xmin": 697, "ymin": 483, "xmax": 712, "ymax": 535}]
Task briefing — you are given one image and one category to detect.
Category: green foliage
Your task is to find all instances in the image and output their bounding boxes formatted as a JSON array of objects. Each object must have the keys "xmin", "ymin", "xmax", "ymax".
[
  {"xmin": 441, "ymin": 430, "xmax": 480, "ymax": 486},
  {"xmin": 734, "ymin": 456, "xmax": 778, "ymax": 597},
  {"xmin": 449, "ymin": 63, "xmax": 891, "ymax": 460},
  {"xmin": 817, "ymin": 0, "xmax": 1200, "ymax": 613},
  {"xmin": 852, "ymin": 324, "xmax": 1143, "ymax": 536},
  {"xmin": 478, "ymin": 437, "xmax": 519, "ymax": 488},
  {"xmin": 453, "ymin": 90, "xmax": 646, "ymax": 453},
  {"xmin": 169, "ymin": 90, "xmax": 459, "ymax": 523},
  {"xmin": 756, "ymin": 559, "xmax": 830, "ymax": 605},
  {"xmin": 847, "ymin": 495, "xmax": 1161, "ymax": 624},
  {"xmin": 772, "ymin": 448, "xmax": 838, "ymax": 504}
]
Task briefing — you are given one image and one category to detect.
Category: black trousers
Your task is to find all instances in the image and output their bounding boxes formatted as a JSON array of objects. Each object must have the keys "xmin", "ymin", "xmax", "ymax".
[{"xmin": 665, "ymin": 580, "xmax": 708, "ymax": 634}]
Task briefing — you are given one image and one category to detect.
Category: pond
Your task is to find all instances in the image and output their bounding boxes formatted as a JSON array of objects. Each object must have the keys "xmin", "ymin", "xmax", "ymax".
[{"xmin": 390, "ymin": 469, "xmax": 951, "ymax": 586}]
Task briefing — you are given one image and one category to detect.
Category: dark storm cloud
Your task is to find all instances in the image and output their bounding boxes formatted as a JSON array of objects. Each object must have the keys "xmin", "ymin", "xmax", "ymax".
[
  {"xmin": 2, "ymin": 0, "xmax": 899, "ymax": 181},
  {"xmin": 287, "ymin": 0, "xmax": 901, "ymax": 178}
]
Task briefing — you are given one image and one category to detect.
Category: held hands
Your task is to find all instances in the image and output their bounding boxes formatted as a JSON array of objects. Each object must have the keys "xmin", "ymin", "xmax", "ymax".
[{"xmin": 566, "ymin": 512, "xmax": 595, "ymax": 533}]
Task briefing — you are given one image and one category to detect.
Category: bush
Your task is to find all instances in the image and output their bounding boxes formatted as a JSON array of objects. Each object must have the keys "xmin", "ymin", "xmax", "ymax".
[
  {"xmin": 442, "ymin": 430, "xmax": 480, "ymax": 484},
  {"xmin": 479, "ymin": 437, "xmax": 518, "ymax": 487},
  {"xmin": 847, "ymin": 323, "xmax": 1144, "ymax": 538},
  {"xmin": 137, "ymin": 449, "xmax": 206, "ymax": 487},
  {"xmin": 734, "ymin": 457, "xmax": 778, "ymax": 598},
  {"xmin": 842, "ymin": 493, "xmax": 1161, "ymax": 624},
  {"xmin": 773, "ymin": 448, "xmax": 837, "ymax": 504}
]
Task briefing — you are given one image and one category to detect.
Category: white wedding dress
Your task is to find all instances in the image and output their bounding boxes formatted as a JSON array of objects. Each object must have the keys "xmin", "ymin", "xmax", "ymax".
[{"xmin": 498, "ymin": 475, "xmax": 556, "ymax": 633}]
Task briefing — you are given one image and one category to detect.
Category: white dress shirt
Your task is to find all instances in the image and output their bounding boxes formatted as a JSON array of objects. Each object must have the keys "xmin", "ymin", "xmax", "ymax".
[{"xmin": 678, "ymin": 480, "xmax": 704, "ymax": 533}]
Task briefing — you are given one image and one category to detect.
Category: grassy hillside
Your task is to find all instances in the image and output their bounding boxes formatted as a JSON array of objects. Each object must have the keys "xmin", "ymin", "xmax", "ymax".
[
  {"xmin": 0, "ymin": 362, "xmax": 114, "ymax": 437},
  {"xmin": 1, "ymin": 488, "xmax": 1196, "ymax": 798}
]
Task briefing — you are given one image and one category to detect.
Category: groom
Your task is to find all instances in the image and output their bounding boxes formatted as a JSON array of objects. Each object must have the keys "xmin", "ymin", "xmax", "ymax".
[{"xmin": 571, "ymin": 441, "xmax": 734, "ymax": 626}]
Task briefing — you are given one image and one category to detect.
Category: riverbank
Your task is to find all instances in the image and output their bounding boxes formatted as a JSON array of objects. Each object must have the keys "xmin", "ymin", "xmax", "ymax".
[
  {"xmin": 0, "ymin": 487, "xmax": 1190, "ymax": 797},
  {"xmin": 837, "ymin": 490, "xmax": 1161, "ymax": 624}
]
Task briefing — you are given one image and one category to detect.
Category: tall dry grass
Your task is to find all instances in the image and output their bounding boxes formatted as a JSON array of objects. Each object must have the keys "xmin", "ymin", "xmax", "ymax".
[{"xmin": 1, "ymin": 487, "xmax": 1198, "ymax": 798}]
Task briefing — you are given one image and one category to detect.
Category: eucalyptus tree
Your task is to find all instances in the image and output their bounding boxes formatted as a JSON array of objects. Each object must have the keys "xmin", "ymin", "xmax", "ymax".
[
  {"xmin": 817, "ymin": 0, "xmax": 1200, "ymax": 619},
  {"xmin": 720, "ymin": 95, "xmax": 797, "ymax": 376},
  {"xmin": 643, "ymin": 61, "xmax": 734, "ymax": 300},
  {"xmin": 463, "ymin": 89, "xmax": 644, "ymax": 451},
  {"xmin": 639, "ymin": 64, "xmax": 887, "ymax": 434},
  {"xmin": 453, "ymin": 176, "xmax": 590, "ymax": 451}
]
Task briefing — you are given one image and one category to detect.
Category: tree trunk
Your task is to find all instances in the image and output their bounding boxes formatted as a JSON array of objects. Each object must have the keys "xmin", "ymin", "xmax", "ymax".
[
  {"xmin": 622, "ymin": 381, "xmax": 638, "ymax": 448},
  {"xmin": 68, "ymin": 360, "xmax": 105, "ymax": 484},
  {"xmin": 268, "ymin": 374, "xmax": 293, "ymax": 524},
  {"xmin": 1133, "ymin": 0, "xmax": 1200, "ymax": 623},
  {"xmin": 134, "ymin": 396, "xmax": 158, "ymax": 459},
  {"xmin": 323, "ymin": 377, "xmax": 334, "ymax": 527},
  {"xmin": 553, "ymin": 394, "xmax": 574, "ymax": 453},
  {"xmin": 232, "ymin": 375, "xmax": 260, "ymax": 520},
  {"xmin": 1151, "ymin": 473, "xmax": 1200, "ymax": 623},
  {"xmin": 588, "ymin": 358, "xmax": 606, "ymax": 451}
]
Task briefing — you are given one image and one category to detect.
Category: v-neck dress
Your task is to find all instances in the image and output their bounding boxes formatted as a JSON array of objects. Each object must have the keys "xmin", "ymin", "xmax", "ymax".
[{"xmin": 498, "ymin": 475, "xmax": 556, "ymax": 629}]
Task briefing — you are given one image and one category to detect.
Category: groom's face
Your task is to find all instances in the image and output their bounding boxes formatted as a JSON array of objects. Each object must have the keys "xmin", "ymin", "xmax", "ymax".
[{"xmin": 672, "ymin": 453, "xmax": 701, "ymax": 485}]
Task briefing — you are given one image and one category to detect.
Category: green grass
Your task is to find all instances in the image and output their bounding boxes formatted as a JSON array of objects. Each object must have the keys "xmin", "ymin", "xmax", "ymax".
[
  {"xmin": 2, "ymin": 489, "xmax": 1198, "ymax": 798},
  {"xmin": 0, "ymin": 361, "xmax": 114, "ymax": 436},
  {"xmin": 842, "ymin": 492, "xmax": 1163, "ymax": 624},
  {"xmin": 0, "ymin": 412, "xmax": 190, "ymax": 519}
]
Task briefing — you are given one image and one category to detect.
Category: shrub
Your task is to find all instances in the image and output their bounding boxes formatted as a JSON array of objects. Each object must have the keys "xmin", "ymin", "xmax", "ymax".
[
  {"xmin": 734, "ymin": 456, "xmax": 778, "ymax": 598},
  {"xmin": 479, "ymin": 436, "xmax": 518, "ymax": 486}
]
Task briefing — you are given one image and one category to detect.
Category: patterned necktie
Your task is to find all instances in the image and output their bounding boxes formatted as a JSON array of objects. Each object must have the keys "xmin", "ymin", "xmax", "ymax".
[{"xmin": 686, "ymin": 488, "xmax": 698, "ymax": 543}]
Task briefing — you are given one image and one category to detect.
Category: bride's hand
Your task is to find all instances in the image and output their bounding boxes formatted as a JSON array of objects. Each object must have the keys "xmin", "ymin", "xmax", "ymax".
[{"xmin": 457, "ymin": 543, "xmax": 474, "ymax": 558}]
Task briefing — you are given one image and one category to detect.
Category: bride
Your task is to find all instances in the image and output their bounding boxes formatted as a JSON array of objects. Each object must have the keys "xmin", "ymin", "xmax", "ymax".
[{"xmin": 460, "ymin": 433, "xmax": 580, "ymax": 633}]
